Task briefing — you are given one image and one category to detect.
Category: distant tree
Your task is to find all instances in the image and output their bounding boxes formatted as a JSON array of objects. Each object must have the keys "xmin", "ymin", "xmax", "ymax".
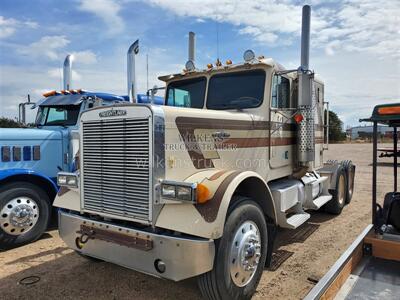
[
  {"xmin": 0, "ymin": 117, "xmax": 26, "ymax": 128},
  {"xmin": 324, "ymin": 110, "xmax": 346, "ymax": 142}
]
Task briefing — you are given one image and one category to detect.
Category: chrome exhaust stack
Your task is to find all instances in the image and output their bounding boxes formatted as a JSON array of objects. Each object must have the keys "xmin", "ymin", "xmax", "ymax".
[
  {"xmin": 188, "ymin": 31, "xmax": 195, "ymax": 62},
  {"xmin": 127, "ymin": 40, "xmax": 139, "ymax": 103},
  {"xmin": 297, "ymin": 5, "xmax": 315, "ymax": 165},
  {"xmin": 63, "ymin": 54, "xmax": 73, "ymax": 90}
]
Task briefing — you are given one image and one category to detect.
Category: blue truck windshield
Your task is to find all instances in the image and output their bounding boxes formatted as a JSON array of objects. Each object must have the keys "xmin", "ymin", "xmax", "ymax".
[{"xmin": 36, "ymin": 105, "xmax": 81, "ymax": 126}]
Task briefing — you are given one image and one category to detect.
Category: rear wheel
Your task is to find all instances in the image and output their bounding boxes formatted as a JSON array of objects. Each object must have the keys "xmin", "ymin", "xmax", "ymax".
[
  {"xmin": 325, "ymin": 167, "xmax": 347, "ymax": 215},
  {"xmin": 197, "ymin": 199, "xmax": 268, "ymax": 300},
  {"xmin": 0, "ymin": 182, "xmax": 50, "ymax": 249},
  {"xmin": 341, "ymin": 160, "xmax": 355, "ymax": 204}
]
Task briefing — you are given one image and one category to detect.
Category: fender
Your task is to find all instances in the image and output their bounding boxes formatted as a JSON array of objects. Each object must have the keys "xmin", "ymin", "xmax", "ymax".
[
  {"xmin": 0, "ymin": 168, "xmax": 58, "ymax": 194},
  {"xmin": 155, "ymin": 169, "xmax": 277, "ymax": 239}
]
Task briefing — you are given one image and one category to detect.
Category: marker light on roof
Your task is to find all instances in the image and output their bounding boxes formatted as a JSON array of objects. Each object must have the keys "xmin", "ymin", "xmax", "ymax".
[
  {"xmin": 243, "ymin": 49, "xmax": 255, "ymax": 62},
  {"xmin": 215, "ymin": 59, "xmax": 222, "ymax": 67},
  {"xmin": 185, "ymin": 60, "xmax": 195, "ymax": 71},
  {"xmin": 43, "ymin": 90, "xmax": 56, "ymax": 97},
  {"xmin": 207, "ymin": 63, "xmax": 213, "ymax": 69},
  {"xmin": 226, "ymin": 59, "xmax": 232, "ymax": 65},
  {"xmin": 378, "ymin": 106, "xmax": 400, "ymax": 115}
]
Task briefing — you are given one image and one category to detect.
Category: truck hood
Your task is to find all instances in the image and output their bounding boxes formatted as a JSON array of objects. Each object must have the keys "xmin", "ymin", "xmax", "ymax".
[{"xmin": 0, "ymin": 128, "xmax": 62, "ymax": 141}]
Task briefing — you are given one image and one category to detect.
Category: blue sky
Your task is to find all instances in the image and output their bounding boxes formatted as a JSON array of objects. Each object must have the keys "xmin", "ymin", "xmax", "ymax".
[{"xmin": 0, "ymin": 0, "xmax": 399, "ymax": 126}]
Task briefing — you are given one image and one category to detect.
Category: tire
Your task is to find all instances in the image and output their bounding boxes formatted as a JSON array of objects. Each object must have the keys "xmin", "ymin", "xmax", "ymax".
[
  {"xmin": 324, "ymin": 167, "xmax": 347, "ymax": 215},
  {"xmin": 341, "ymin": 160, "xmax": 355, "ymax": 204},
  {"xmin": 0, "ymin": 182, "xmax": 50, "ymax": 250},
  {"xmin": 197, "ymin": 198, "xmax": 268, "ymax": 300}
]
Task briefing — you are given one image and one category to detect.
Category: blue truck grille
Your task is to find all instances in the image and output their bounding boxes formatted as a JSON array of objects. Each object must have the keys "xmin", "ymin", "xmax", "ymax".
[{"xmin": 81, "ymin": 117, "xmax": 151, "ymax": 222}]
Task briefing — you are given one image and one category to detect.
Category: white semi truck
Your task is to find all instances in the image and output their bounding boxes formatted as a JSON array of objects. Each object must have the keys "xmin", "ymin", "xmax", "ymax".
[{"xmin": 54, "ymin": 5, "xmax": 355, "ymax": 299}]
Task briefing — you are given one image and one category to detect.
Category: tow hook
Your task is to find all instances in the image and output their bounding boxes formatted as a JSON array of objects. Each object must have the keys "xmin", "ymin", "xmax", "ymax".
[{"xmin": 75, "ymin": 229, "xmax": 95, "ymax": 249}]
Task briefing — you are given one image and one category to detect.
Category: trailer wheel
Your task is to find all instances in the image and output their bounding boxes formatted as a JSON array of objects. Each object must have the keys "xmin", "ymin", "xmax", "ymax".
[
  {"xmin": 341, "ymin": 160, "xmax": 355, "ymax": 204},
  {"xmin": 325, "ymin": 167, "xmax": 347, "ymax": 215},
  {"xmin": 197, "ymin": 198, "xmax": 268, "ymax": 300},
  {"xmin": 0, "ymin": 182, "xmax": 50, "ymax": 250}
]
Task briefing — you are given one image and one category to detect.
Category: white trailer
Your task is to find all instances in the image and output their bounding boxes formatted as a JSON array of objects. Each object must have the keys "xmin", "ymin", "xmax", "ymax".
[{"xmin": 54, "ymin": 5, "xmax": 355, "ymax": 299}]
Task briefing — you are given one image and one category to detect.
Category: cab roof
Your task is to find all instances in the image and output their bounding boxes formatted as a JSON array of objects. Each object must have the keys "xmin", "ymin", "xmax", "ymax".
[
  {"xmin": 36, "ymin": 91, "xmax": 164, "ymax": 107},
  {"xmin": 158, "ymin": 58, "xmax": 283, "ymax": 82}
]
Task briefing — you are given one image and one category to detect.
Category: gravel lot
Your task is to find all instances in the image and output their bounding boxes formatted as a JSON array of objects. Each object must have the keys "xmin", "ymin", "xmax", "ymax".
[{"xmin": 0, "ymin": 143, "xmax": 397, "ymax": 300}]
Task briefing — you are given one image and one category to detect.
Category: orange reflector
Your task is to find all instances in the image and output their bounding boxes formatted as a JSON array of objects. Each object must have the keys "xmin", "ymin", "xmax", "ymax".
[
  {"xmin": 207, "ymin": 63, "xmax": 213, "ymax": 69},
  {"xmin": 378, "ymin": 106, "xmax": 400, "ymax": 115},
  {"xmin": 196, "ymin": 183, "xmax": 211, "ymax": 204},
  {"xmin": 226, "ymin": 59, "xmax": 232, "ymax": 65},
  {"xmin": 43, "ymin": 90, "xmax": 56, "ymax": 97},
  {"xmin": 294, "ymin": 113, "xmax": 304, "ymax": 124}
]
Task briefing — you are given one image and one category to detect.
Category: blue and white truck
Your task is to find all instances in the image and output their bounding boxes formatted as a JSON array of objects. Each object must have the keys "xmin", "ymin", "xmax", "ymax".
[{"xmin": 0, "ymin": 40, "xmax": 163, "ymax": 248}]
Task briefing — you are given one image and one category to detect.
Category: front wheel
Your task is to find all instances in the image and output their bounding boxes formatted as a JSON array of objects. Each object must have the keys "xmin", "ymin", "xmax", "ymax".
[
  {"xmin": 197, "ymin": 199, "xmax": 268, "ymax": 300},
  {"xmin": 0, "ymin": 182, "xmax": 50, "ymax": 250},
  {"xmin": 325, "ymin": 167, "xmax": 347, "ymax": 215}
]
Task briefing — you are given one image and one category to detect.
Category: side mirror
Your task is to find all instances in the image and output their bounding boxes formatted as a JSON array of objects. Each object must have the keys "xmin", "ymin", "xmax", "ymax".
[
  {"xmin": 277, "ymin": 79, "xmax": 290, "ymax": 108},
  {"xmin": 151, "ymin": 85, "xmax": 158, "ymax": 96}
]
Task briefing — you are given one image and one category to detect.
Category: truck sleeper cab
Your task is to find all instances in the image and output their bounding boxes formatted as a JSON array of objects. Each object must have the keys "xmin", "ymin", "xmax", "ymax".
[{"xmin": 55, "ymin": 5, "xmax": 355, "ymax": 300}]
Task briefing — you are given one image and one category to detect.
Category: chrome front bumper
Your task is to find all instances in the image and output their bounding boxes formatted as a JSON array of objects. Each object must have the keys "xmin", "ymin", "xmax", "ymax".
[{"xmin": 58, "ymin": 210, "xmax": 215, "ymax": 281}]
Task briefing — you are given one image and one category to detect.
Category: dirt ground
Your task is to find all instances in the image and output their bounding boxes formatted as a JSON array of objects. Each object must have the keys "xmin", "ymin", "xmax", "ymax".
[{"xmin": 0, "ymin": 143, "xmax": 397, "ymax": 300}]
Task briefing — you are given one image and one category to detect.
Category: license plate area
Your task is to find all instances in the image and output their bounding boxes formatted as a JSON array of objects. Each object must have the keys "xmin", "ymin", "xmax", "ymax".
[{"xmin": 76, "ymin": 224, "xmax": 153, "ymax": 251}]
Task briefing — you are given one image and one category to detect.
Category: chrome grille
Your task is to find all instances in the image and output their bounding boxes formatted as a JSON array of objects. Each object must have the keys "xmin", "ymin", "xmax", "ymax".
[{"xmin": 82, "ymin": 117, "xmax": 151, "ymax": 222}]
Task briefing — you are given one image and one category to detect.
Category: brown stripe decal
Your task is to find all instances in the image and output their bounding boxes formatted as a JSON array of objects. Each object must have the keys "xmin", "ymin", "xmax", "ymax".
[
  {"xmin": 175, "ymin": 117, "xmax": 297, "ymax": 169},
  {"xmin": 195, "ymin": 170, "xmax": 242, "ymax": 222},
  {"xmin": 208, "ymin": 170, "xmax": 229, "ymax": 181},
  {"xmin": 218, "ymin": 137, "xmax": 296, "ymax": 148}
]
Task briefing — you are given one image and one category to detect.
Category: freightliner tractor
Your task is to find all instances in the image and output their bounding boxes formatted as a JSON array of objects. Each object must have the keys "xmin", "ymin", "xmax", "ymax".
[
  {"xmin": 0, "ymin": 40, "xmax": 162, "ymax": 249},
  {"xmin": 55, "ymin": 6, "xmax": 355, "ymax": 300}
]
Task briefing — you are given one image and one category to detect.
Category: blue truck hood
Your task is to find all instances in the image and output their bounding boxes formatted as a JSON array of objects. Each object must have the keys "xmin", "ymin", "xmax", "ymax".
[{"xmin": 0, "ymin": 128, "xmax": 62, "ymax": 141}]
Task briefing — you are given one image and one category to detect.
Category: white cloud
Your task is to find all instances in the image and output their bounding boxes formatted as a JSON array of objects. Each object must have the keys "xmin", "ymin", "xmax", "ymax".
[
  {"xmin": 18, "ymin": 35, "xmax": 70, "ymax": 60},
  {"xmin": 145, "ymin": 0, "xmax": 400, "ymax": 58},
  {"xmin": 78, "ymin": 0, "xmax": 124, "ymax": 34},
  {"xmin": 0, "ymin": 16, "xmax": 38, "ymax": 39},
  {"xmin": 71, "ymin": 50, "xmax": 97, "ymax": 64}
]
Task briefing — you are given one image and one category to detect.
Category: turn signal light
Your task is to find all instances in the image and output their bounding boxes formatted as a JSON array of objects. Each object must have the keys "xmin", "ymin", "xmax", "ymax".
[
  {"xmin": 196, "ymin": 183, "xmax": 211, "ymax": 204},
  {"xmin": 294, "ymin": 113, "xmax": 304, "ymax": 124},
  {"xmin": 378, "ymin": 106, "xmax": 400, "ymax": 115}
]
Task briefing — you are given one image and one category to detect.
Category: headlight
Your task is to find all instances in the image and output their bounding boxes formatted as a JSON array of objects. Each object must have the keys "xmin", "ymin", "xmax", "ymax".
[
  {"xmin": 161, "ymin": 184, "xmax": 176, "ymax": 198},
  {"xmin": 176, "ymin": 185, "xmax": 193, "ymax": 201},
  {"xmin": 57, "ymin": 172, "xmax": 78, "ymax": 188},
  {"xmin": 161, "ymin": 181, "xmax": 197, "ymax": 203}
]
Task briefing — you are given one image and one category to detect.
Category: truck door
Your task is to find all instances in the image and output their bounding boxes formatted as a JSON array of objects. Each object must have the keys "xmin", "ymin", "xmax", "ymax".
[{"xmin": 269, "ymin": 74, "xmax": 294, "ymax": 169}]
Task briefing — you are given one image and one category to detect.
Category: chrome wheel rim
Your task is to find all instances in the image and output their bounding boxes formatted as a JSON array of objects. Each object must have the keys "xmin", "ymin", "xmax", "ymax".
[
  {"xmin": 0, "ymin": 197, "xmax": 39, "ymax": 235},
  {"xmin": 229, "ymin": 221, "xmax": 261, "ymax": 287},
  {"xmin": 338, "ymin": 175, "xmax": 346, "ymax": 205}
]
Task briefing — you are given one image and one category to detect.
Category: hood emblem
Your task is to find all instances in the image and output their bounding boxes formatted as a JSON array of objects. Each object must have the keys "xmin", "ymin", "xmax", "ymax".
[{"xmin": 99, "ymin": 109, "xmax": 127, "ymax": 118}]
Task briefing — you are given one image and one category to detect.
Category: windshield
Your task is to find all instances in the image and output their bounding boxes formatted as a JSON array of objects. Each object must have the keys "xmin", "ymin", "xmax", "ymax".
[
  {"xmin": 166, "ymin": 77, "xmax": 206, "ymax": 108},
  {"xmin": 207, "ymin": 70, "xmax": 265, "ymax": 110},
  {"xmin": 35, "ymin": 105, "xmax": 81, "ymax": 126}
]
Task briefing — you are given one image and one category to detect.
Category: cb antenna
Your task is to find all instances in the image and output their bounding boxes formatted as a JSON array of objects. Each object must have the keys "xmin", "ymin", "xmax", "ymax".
[
  {"xmin": 146, "ymin": 53, "xmax": 149, "ymax": 96},
  {"xmin": 216, "ymin": 21, "xmax": 221, "ymax": 65}
]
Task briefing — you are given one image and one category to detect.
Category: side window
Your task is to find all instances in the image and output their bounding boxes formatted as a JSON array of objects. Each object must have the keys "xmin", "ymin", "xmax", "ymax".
[
  {"xmin": 166, "ymin": 77, "xmax": 206, "ymax": 108},
  {"xmin": 46, "ymin": 108, "xmax": 67, "ymax": 123},
  {"xmin": 167, "ymin": 88, "xmax": 191, "ymax": 107},
  {"xmin": 271, "ymin": 75, "xmax": 290, "ymax": 108}
]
